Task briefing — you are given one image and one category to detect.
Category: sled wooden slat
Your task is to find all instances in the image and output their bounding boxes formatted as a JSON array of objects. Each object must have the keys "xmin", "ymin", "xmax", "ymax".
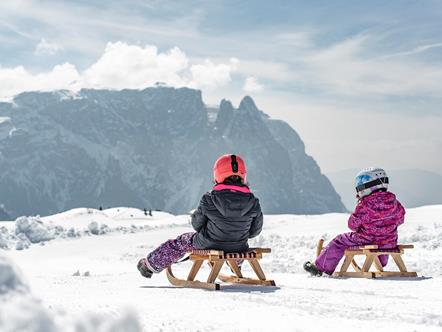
[
  {"xmin": 371, "ymin": 271, "xmax": 418, "ymax": 277},
  {"xmin": 373, "ymin": 256, "xmax": 384, "ymax": 272},
  {"xmin": 335, "ymin": 271, "xmax": 375, "ymax": 278},
  {"xmin": 217, "ymin": 274, "xmax": 276, "ymax": 286},
  {"xmin": 339, "ymin": 254, "xmax": 354, "ymax": 273},
  {"xmin": 187, "ymin": 260, "xmax": 203, "ymax": 281},
  {"xmin": 361, "ymin": 244, "xmax": 378, "ymax": 250},
  {"xmin": 166, "ymin": 266, "xmax": 220, "ymax": 290},
  {"xmin": 227, "ymin": 259, "xmax": 243, "ymax": 278},
  {"xmin": 166, "ymin": 248, "xmax": 275, "ymax": 290},
  {"xmin": 316, "ymin": 239, "xmax": 325, "ymax": 258},
  {"xmin": 391, "ymin": 254, "xmax": 408, "ymax": 273},
  {"xmin": 207, "ymin": 261, "xmax": 224, "ymax": 283},
  {"xmin": 361, "ymin": 254, "xmax": 375, "ymax": 272},
  {"xmin": 351, "ymin": 259, "xmax": 362, "ymax": 272}
]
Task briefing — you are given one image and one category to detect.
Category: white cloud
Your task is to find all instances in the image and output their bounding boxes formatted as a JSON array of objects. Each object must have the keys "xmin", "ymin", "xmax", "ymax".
[
  {"xmin": 305, "ymin": 35, "xmax": 442, "ymax": 97},
  {"xmin": 190, "ymin": 58, "xmax": 238, "ymax": 89},
  {"xmin": 34, "ymin": 38, "xmax": 63, "ymax": 56},
  {"xmin": 0, "ymin": 42, "xmax": 240, "ymax": 99},
  {"xmin": 243, "ymin": 76, "xmax": 263, "ymax": 92},
  {"xmin": 0, "ymin": 63, "xmax": 80, "ymax": 99},
  {"xmin": 82, "ymin": 42, "xmax": 189, "ymax": 89}
]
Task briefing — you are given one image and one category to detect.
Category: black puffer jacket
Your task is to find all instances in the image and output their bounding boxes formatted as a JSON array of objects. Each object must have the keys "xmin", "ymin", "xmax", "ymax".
[{"xmin": 191, "ymin": 185, "xmax": 263, "ymax": 252}]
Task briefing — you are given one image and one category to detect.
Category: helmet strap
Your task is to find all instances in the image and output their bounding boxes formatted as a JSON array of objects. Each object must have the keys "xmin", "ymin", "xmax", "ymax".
[{"xmin": 356, "ymin": 177, "xmax": 389, "ymax": 193}]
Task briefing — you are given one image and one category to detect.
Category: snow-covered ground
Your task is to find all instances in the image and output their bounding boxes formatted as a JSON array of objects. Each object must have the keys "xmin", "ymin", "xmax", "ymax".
[{"xmin": 1, "ymin": 206, "xmax": 442, "ymax": 331}]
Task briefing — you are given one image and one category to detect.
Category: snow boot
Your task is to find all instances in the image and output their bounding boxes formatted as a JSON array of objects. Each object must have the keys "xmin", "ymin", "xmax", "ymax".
[
  {"xmin": 303, "ymin": 261, "xmax": 323, "ymax": 277},
  {"xmin": 137, "ymin": 258, "xmax": 153, "ymax": 278}
]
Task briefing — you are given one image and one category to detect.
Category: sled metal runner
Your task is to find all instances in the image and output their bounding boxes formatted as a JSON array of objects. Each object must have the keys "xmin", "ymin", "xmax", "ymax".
[
  {"xmin": 316, "ymin": 239, "xmax": 418, "ymax": 278},
  {"xmin": 166, "ymin": 248, "xmax": 276, "ymax": 290}
]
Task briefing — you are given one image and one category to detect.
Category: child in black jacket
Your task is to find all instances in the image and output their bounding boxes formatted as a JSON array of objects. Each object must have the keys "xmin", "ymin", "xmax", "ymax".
[{"xmin": 137, "ymin": 154, "xmax": 263, "ymax": 278}]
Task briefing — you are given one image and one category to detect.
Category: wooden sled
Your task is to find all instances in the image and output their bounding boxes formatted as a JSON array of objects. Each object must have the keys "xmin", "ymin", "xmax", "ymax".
[
  {"xmin": 316, "ymin": 239, "xmax": 418, "ymax": 278},
  {"xmin": 166, "ymin": 248, "xmax": 276, "ymax": 290}
]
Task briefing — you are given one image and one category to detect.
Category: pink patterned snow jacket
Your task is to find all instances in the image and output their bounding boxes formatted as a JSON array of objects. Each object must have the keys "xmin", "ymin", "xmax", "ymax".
[{"xmin": 348, "ymin": 191, "xmax": 405, "ymax": 245}]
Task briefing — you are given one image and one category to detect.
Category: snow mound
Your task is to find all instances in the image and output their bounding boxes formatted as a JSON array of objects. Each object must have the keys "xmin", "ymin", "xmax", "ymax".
[
  {"xmin": 0, "ymin": 207, "xmax": 186, "ymax": 250},
  {"xmin": 15, "ymin": 216, "xmax": 54, "ymax": 244},
  {"xmin": 0, "ymin": 253, "xmax": 142, "ymax": 332},
  {"xmin": 0, "ymin": 294, "xmax": 142, "ymax": 332},
  {"xmin": 0, "ymin": 254, "xmax": 28, "ymax": 294},
  {"xmin": 0, "ymin": 296, "xmax": 58, "ymax": 332},
  {"xmin": 72, "ymin": 310, "xmax": 141, "ymax": 332},
  {"xmin": 0, "ymin": 227, "xmax": 9, "ymax": 248},
  {"xmin": 88, "ymin": 221, "xmax": 110, "ymax": 235}
]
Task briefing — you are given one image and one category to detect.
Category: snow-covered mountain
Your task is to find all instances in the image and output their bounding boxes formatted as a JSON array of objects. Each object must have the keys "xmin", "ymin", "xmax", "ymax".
[{"xmin": 0, "ymin": 87, "xmax": 345, "ymax": 218}]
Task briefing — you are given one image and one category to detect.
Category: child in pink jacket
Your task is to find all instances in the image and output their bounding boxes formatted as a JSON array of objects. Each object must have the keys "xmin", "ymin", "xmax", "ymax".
[{"xmin": 304, "ymin": 167, "xmax": 405, "ymax": 276}]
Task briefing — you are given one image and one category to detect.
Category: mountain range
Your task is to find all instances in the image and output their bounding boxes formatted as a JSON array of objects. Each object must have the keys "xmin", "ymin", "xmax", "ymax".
[{"xmin": 0, "ymin": 87, "xmax": 345, "ymax": 218}]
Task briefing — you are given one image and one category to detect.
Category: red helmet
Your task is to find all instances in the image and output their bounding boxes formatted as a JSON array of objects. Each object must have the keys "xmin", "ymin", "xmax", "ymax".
[{"xmin": 213, "ymin": 154, "xmax": 247, "ymax": 184}]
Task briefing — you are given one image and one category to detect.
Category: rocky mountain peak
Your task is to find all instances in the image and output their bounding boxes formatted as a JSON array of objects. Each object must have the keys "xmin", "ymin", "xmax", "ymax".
[
  {"xmin": 238, "ymin": 96, "xmax": 259, "ymax": 112},
  {"xmin": 219, "ymin": 99, "xmax": 234, "ymax": 112},
  {"xmin": 0, "ymin": 87, "xmax": 345, "ymax": 218}
]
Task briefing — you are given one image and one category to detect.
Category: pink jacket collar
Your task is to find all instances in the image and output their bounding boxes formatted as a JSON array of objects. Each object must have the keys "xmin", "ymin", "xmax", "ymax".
[{"xmin": 213, "ymin": 184, "xmax": 251, "ymax": 193}]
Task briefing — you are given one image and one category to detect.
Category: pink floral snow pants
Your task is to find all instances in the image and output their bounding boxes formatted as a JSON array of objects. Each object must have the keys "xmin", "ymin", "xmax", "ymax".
[
  {"xmin": 146, "ymin": 232, "xmax": 197, "ymax": 272},
  {"xmin": 315, "ymin": 232, "xmax": 393, "ymax": 275}
]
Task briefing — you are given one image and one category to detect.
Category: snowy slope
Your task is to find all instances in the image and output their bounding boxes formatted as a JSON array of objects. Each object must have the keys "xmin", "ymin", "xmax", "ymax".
[
  {"xmin": 1, "ymin": 206, "xmax": 442, "ymax": 331},
  {"xmin": 41, "ymin": 207, "xmax": 179, "ymax": 229}
]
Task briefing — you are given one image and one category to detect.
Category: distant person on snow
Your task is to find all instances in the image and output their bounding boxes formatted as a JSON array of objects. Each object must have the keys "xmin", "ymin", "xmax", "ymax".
[
  {"xmin": 304, "ymin": 167, "xmax": 405, "ymax": 276},
  {"xmin": 137, "ymin": 154, "xmax": 264, "ymax": 278}
]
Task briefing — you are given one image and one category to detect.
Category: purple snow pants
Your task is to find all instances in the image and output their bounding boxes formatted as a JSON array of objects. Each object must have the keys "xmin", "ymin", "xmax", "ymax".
[
  {"xmin": 146, "ymin": 232, "xmax": 197, "ymax": 272},
  {"xmin": 315, "ymin": 232, "xmax": 392, "ymax": 275}
]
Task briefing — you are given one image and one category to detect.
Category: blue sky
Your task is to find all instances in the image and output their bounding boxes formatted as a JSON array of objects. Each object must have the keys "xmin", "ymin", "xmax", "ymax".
[{"xmin": 1, "ymin": 0, "xmax": 441, "ymax": 173}]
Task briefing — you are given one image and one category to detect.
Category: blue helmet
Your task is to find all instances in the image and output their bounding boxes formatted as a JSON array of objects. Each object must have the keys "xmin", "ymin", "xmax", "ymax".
[{"xmin": 355, "ymin": 167, "xmax": 389, "ymax": 199}]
